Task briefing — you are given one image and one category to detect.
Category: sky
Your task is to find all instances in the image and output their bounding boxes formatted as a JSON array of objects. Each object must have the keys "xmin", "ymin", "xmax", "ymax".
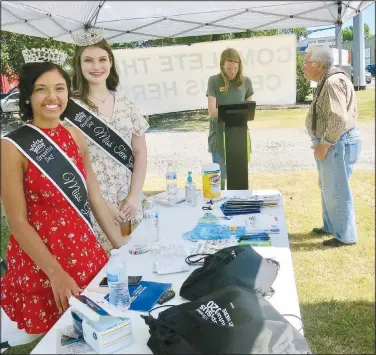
[{"xmin": 307, "ymin": 2, "xmax": 375, "ymax": 38}]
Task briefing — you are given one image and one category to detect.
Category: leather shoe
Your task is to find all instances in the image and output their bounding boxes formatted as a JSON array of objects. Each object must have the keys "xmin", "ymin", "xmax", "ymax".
[
  {"xmin": 322, "ymin": 238, "xmax": 356, "ymax": 247},
  {"xmin": 312, "ymin": 227, "xmax": 331, "ymax": 235}
]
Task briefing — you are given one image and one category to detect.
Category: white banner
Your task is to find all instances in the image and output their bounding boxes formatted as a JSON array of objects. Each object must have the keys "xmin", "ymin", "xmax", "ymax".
[{"xmin": 114, "ymin": 35, "xmax": 296, "ymax": 115}]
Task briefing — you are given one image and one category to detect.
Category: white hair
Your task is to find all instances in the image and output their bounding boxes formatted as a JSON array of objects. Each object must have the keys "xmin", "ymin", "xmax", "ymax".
[{"xmin": 306, "ymin": 44, "xmax": 334, "ymax": 69}]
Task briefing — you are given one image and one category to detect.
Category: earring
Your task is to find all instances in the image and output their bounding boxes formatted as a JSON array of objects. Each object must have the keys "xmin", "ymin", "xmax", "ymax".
[{"xmin": 26, "ymin": 100, "xmax": 30, "ymax": 104}]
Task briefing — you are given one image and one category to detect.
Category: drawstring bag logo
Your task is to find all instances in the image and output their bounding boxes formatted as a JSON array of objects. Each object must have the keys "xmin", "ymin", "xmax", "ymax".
[{"xmin": 196, "ymin": 300, "xmax": 234, "ymax": 327}]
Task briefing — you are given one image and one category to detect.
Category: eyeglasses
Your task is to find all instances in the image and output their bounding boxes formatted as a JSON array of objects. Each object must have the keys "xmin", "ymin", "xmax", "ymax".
[{"xmin": 303, "ymin": 61, "xmax": 316, "ymax": 66}]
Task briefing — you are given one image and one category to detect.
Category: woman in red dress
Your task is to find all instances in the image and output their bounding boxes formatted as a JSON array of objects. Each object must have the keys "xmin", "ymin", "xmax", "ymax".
[{"xmin": 1, "ymin": 55, "xmax": 128, "ymax": 335}]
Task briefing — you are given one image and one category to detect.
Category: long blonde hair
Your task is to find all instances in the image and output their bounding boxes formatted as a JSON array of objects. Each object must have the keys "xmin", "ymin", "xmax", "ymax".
[{"xmin": 219, "ymin": 48, "xmax": 244, "ymax": 91}]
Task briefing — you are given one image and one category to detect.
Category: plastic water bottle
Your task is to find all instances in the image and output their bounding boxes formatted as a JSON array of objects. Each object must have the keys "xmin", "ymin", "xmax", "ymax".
[
  {"xmin": 106, "ymin": 249, "xmax": 130, "ymax": 311},
  {"xmin": 143, "ymin": 200, "xmax": 159, "ymax": 243},
  {"xmin": 166, "ymin": 162, "xmax": 177, "ymax": 203},
  {"xmin": 185, "ymin": 171, "xmax": 197, "ymax": 206}
]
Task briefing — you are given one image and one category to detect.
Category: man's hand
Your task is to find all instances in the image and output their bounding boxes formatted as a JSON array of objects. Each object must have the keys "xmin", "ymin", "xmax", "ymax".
[{"xmin": 313, "ymin": 143, "xmax": 331, "ymax": 161}]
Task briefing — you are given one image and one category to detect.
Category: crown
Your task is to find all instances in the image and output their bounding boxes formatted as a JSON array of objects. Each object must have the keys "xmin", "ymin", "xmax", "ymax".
[
  {"xmin": 30, "ymin": 139, "xmax": 46, "ymax": 154},
  {"xmin": 75, "ymin": 111, "xmax": 87, "ymax": 123},
  {"xmin": 71, "ymin": 27, "xmax": 105, "ymax": 46},
  {"xmin": 22, "ymin": 48, "xmax": 68, "ymax": 66}
]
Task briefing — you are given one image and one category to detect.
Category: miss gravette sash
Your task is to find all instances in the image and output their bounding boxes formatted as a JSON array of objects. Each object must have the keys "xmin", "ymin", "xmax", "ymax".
[
  {"xmin": 64, "ymin": 99, "xmax": 134, "ymax": 173},
  {"xmin": 3, "ymin": 124, "xmax": 94, "ymax": 233}
]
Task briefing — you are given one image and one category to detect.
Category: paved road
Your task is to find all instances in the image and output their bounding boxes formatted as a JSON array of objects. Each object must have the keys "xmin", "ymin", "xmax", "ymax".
[
  {"xmin": 145, "ymin": 122, "xmax": 375, "ymax": 177},
  {"xmin": 2, "ymin": 115, "xmax": 374, "ymax": 179}
]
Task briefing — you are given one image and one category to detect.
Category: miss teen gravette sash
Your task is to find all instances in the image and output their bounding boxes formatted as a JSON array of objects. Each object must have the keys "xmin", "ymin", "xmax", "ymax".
[
  {"xmin": 64, "ymin": 99, "xmax": 134, "ymax": 173},
  {"xmin": 2, "ymin": 124, "xmax": 94, "ymax": 233}
]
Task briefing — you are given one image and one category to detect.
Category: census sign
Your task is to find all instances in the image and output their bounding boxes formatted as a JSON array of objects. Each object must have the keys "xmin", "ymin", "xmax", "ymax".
[{"xmin": 114, "ymin": 35, "xmax": 296, "ymax": 115}]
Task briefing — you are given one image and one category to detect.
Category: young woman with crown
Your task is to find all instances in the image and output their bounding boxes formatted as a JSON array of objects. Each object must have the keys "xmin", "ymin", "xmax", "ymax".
[
  {"xmin": 1, "ymin": 48, "xmax": 127, "ymax": 336},
  {"xmin": 68, "ymin": 28, "xmax": 149, "ymax": 253}
]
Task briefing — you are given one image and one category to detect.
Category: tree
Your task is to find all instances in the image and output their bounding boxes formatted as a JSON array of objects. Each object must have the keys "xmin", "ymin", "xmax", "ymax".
[
  {"xmin": 0, "ymin": 31, "xmax": 75, "ymax": 82},
  {"xmin": 296, "ymin": 53, "xmax": 311, "ymax": 102},
  {"xmin": 280, "ymin": 28, "xmax": 309, "ymax": 41},
  {"xmin": 127, "ymin": 27, "xmax": 307, "ymax": 48},
  {"xmin": 342, "ymin": 23, "xmax": 372, "ymax": 41}
]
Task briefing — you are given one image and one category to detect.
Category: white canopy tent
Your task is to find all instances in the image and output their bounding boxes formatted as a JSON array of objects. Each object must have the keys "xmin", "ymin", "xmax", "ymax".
[{"xmin": 1, "ymin": 1, "xmax": 374, "ymax": 44}]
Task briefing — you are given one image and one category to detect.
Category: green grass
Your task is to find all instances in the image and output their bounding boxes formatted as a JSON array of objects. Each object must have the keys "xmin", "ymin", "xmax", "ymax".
[
  {"xmin": 148, "ymin": 89, "xmax": 375, "ymax": 131},
  {"xmin": 143, "ymin": 170, "xmax": 375, "ymax": 354},
  {"xmin": 1, "ymin": 87, "xmax": 374, "ymax": 354},
  {"xmin": 1, "ymin": 171, "xmax": 374, "ymax": 354}
]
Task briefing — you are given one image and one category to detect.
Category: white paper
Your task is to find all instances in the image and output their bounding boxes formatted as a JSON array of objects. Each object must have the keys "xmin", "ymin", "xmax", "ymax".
[
  {"xmin": 56, "ymin": 328, "xmax": 95, "ymax": 355},
  {"xmin": 154, "ymin": 258, "xmax": 189, "ymax": 274}
]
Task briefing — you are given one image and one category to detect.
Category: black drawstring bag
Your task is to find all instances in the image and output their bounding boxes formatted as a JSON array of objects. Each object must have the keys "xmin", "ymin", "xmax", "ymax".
[
  {"xmin": 142, "ymin": 286, "xmax": 311, "ymax": 354},
  {"xmin": 180, "ymin": 245, "xmax": 279, "ymax": 301}
]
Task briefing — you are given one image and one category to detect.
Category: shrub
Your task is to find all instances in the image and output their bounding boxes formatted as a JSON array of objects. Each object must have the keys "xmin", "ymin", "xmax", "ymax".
[{"xmin": 296, "ymin": 53, "xmax": 311, "ymax": 102}]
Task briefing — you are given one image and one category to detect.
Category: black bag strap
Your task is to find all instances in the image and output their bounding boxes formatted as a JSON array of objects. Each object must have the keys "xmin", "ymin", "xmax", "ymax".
[
  {"xmin": 262, "ymin": 286, "xmax": 275, "ymax": 299},
  {"xmin": 147, "ymin": 304, "xmax": 177, "ymax": 317},
  {"xmin": 185, "ymin": 253, "xmax": 211, "ymax": 266},
  {"xmin": 267, "ymin": 258, "xmax": 280, "ymax": 270},
  {"xmin": 281, "ymin": 313, "xmax": 304, "ymax": 332}
]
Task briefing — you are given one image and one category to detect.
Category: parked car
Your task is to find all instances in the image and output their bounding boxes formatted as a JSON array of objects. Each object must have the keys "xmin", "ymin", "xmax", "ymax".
[
  {"xmin": 0, "ymin": 86, "xmax": 19, "ymax": 101},
  {"xmin": 0, "ymin": 91, "xmax": 19, "ymax": 113},
  {"xmin": 351, "ymin": 68, "xmax": 373, "ymax": 84},
  {"xmin": 366, "ymin": 64, "xmax": 375, "ymax": 76},
  {"xmin": 365, "ymin": 71, "xmax": 373, "ymax": 84}
]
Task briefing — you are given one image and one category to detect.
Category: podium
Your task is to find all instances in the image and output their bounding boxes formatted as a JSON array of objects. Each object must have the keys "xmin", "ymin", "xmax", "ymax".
[{"xmin": 218, "ymin": 101, "xmax": 256, "ymax": 190}]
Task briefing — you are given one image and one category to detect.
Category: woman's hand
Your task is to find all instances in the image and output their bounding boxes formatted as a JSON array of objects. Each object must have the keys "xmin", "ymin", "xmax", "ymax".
[
  {"xmin": 49, "ymin": 270, "xmax": 83, "ymax": 313},
  {"xmin": 121, "ymin": 195, "xmax": 140, "ymax": 221},
  {"xmin": 108, "ymin": 203, "xmax": 127, "ymax": 225}
]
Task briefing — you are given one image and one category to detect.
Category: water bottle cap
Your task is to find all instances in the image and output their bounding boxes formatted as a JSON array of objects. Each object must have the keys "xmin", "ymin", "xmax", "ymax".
[
  {"xmin": 187, "ymin": 171, "xmax": 193, "ymax": 183},
  {"xmin": 111, "ymin": 249, "xmax": 120, "ymax": 256}
]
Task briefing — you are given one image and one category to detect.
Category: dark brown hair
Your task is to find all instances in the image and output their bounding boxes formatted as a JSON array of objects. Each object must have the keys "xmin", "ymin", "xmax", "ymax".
[
  {"xmin": 72, "ymin": 39, "xmax": 119, "ymax": 111},
  {"xmin": 18, "ymin": 62, "xmax": 72, "ymax": 122}
]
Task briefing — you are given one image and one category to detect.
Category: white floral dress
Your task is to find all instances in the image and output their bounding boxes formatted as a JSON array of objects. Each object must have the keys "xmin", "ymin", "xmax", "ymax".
[{"xmin": 69, "ymin": 91, "xmax": 149, "ymax": 252}]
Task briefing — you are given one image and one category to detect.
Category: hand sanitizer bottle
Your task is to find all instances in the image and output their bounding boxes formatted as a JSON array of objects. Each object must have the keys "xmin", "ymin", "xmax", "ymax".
[{"xmin": 185, "ymin": 171, "xmax": 197, "ymax": 206}]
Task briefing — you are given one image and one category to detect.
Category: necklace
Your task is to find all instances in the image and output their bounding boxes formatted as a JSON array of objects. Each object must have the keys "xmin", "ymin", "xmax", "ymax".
[{"xmin": 89, "ymin": 90, "xmax": 110, "ymax": 104}]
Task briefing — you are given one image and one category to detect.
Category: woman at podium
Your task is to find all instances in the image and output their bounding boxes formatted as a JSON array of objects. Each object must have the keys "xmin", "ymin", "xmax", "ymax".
[{"xmin": 206, "ymin": 48, "xmax": 254, "ymax": 189}]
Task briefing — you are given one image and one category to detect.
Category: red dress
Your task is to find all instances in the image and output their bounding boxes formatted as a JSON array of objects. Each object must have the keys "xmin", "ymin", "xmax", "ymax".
[{"xmin": 1, "ymin": 124, "xmax": 109, "ymax": 334}]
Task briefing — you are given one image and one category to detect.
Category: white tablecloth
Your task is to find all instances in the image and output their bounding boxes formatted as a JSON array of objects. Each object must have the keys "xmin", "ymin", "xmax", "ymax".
[{"xmin": 31, "ymin": 189, "xmax": 302, "ymax": 354}]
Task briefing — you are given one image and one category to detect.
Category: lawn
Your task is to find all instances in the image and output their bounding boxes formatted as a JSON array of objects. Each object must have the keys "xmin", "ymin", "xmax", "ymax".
[
  {"xmin": 1, "ymin": 87, "xmax": 374, "ymax": 354},
  {"xmin": 1, "ymin": 170, "xmax": 374, "ymax": 354},
  {"xmin": 148, "ymin": 89, "xmax": 375, "ymax": 131},
  {"xmin": 144, "ymin": 170, "xmax": 376, "ymax": 355}
]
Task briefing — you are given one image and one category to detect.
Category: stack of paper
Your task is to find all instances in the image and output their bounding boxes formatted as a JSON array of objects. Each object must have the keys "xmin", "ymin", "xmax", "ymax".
[
  {"xmin": 220, "ymin": 198, "xmax": 263, "ymax": 216},
  {"xmin": 245, "ymin": 215, "xmax": 280, "ymax": 234}
]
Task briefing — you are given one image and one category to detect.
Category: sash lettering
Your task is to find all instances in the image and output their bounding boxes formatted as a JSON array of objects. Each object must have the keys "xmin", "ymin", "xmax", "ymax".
[
  {"xmin": 65, "ymin": 99, "xmax": 134, "ymax": 173},
  {"xmin": 3, "ymin": 124, "xmax": 93, "ymax": 233}
]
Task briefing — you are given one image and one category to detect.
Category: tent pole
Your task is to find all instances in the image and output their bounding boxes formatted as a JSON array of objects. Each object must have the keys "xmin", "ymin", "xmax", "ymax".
[
  {"xmin": 336, "ymin": 24, "xmax": 343, "ymax": 68},
  {"xmin": 353, "ymin": 13, "xmax": 366, "ymax": 91}
]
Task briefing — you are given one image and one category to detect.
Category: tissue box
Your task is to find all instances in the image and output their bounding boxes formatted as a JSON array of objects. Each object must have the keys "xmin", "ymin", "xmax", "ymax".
[
  {"xmin": 82, "ymin": 317, "xmax": 132, "ymax": 354},
  {"xmin": 69, "ymin": 295, "xmax": 133, "ymax": 354}
]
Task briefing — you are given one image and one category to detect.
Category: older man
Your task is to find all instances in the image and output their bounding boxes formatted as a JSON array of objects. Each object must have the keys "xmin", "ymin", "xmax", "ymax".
[{"xmin": 303, "ymin": 45, "xmax": 362, "ymax": 247}]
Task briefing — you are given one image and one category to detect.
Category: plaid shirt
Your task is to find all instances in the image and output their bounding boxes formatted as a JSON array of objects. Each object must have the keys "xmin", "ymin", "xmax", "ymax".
[{"xmin": 305, "ymin": 70, "xmax": 358, "ymax": 144}]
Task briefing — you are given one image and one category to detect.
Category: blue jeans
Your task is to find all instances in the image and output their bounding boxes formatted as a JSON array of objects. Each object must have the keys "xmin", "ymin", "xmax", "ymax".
[
  {"xmin": 211, "ymin": 152, "xmax": 226, "ymax": 190},
  {"xmin": 311, "ymin": 128, "xmax": 361, "ymax": 244}
]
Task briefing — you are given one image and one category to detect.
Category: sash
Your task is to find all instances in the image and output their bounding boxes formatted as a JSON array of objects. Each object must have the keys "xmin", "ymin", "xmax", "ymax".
[
  {"xmin": 2, "ymin": 124, "xmax": 94, "ymax": 233},
  {"xmin": 64, "ymin": 99, "xmax": 134, "ymax": 173}
]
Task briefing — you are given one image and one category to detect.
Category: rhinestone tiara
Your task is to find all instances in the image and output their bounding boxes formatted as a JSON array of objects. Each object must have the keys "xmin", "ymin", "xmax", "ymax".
[
  {"xmin": 22, "ymin": 48, "xmax": 68, "ymax": 66},
  {"xmin": 71, "ymin": 27, "xmax": 105, "ymax": 47}
]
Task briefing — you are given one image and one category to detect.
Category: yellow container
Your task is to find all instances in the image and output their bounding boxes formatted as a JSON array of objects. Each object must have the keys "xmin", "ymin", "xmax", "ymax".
[{"xmin": 202, "ymin": 163, "xmax": 221, "ymax": 200}]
